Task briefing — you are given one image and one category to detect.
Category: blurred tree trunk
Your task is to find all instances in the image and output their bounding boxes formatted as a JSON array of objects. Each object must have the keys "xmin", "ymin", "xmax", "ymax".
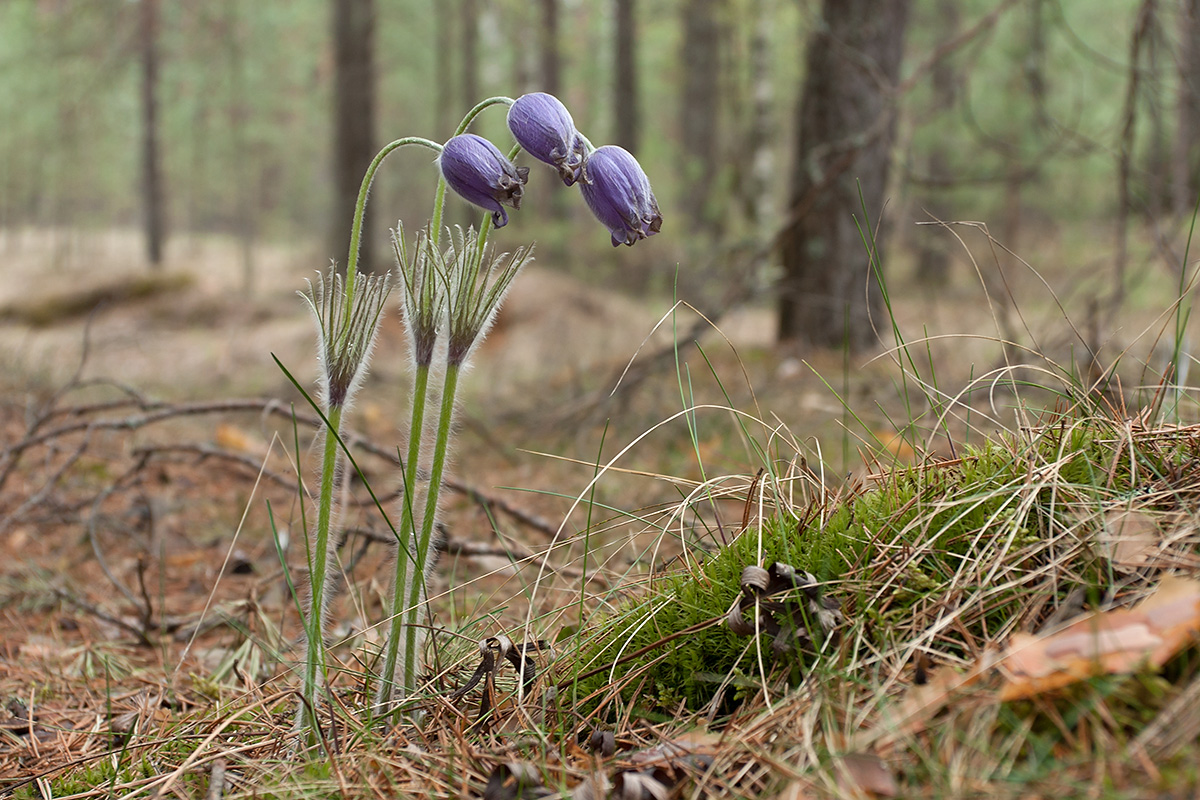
[
  {"xmin": 462, "ymin": 0, "xmax": 479, "ymax": 108},
  {"xmin": 436, "ymin": 1, "xmax": 455, "ymax": 136},
  {"xmin": 914, "ymin": 0, "xmax": 959, "ymax": 286},
  {"xmin": 613, "ymin": 0, "xmax": 639, "ymax": 154},
  {"xmin": 332, "ymin": 0, "xmax": 376, "ymax": 274},
  {"xmin": 539, "ymin": 0, "xmax": 560, "ymax": 97},
  {"xmin": 1144, "ymin": 6, "xmax": 1169, "ymax": 218},
  {"xmin": 1115, "ymin": 0, "xmax": 1158, "ymax": 305},
  {"xmin": 140, "ymin": 0, "xmax": 165, "ymax": 269},
  {"xmin": 510, "ymin": 4, "xmax": 534, "ymax": 93},
  {"xmin": 680, "ymin": 0, "xmax": 720, "ymax": 231},
  {"xmin": 743, "ymin": 0, "xmax": 773, "ymax": 232},
  {"xmin": 777, "ymin": 0, "xmax": 911, "ymax": 351},
  {"xmin": 1175, "ymin": 0, "xmax": 1200, "ymax": 216},
  {"xmin": 1000, "ymin": 0, "xmax": 1047, "ymax": 269},
  {"xmin": 226, "ymin": 0, "xmax": 256, "ymax": 293}
]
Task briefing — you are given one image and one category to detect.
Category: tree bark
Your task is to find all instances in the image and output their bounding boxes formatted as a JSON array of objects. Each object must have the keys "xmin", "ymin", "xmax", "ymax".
[
  {"xmin": 140, "ymin": 0, "xmax": 165, "ymax": 269},
  {"xmin": 777, "ymin": 0, "xmax": 911, "ymax": 351},
  {"xmin": 332, "ymin": 0, "xmax": 377, "ymax": 274},
  {"xmin": 226, "ymin": 0, "xmax": 256, "ymax": 293},
  {"xmin": 435, "ymin": 1, "xmax": 455, "ymax": 136},
  {"xmin": 1175, "ymin": 0, "xmax": 1200, "ymax": 216},
  {"xmin": 914, "ymin": 0, "xmax": 959, "ymax": 286},
  {"xmin": 680, "ymin": 0, "xmax": 721, "ymax": 231},
  {"xmin": 461, "ymin": 0, "xmax": 479, "ymax": 110},
  {"xmin": 743, "ymin": 0, "xmax": 773, "ymax": 231},
  {"xmin": 539, "ymin": 0, "xmax": 561, "ymax": 97},
  {"xmin": 613, "ymin": 0, "xmax": 639, "ymax": 154}
]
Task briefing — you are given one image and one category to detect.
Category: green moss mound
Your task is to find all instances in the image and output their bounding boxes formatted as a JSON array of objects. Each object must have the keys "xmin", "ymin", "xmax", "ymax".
[{"xmin": 566, "ymin": 418, "xmax": 1200, "ymax": 715}]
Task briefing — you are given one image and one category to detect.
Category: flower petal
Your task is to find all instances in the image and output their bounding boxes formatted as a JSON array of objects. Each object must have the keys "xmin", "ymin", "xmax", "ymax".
[
  {"xmin": 507, "ymin": 93, "xmax": 586, "ymax": 186},
  {"xmin": 439, "ymin": 133, "xmax": 529, "ymax": 228},
  {"xmin": 580, "ymin": 145, "xmax": 662, "ymax": 246}
]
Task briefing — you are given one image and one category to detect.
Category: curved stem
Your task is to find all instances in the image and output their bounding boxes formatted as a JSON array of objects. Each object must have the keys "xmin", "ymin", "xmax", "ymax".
[
  {"xmin": 376, "ymin": 362, "xmax": 431, "ymax": 714},
  {"xmin": 343, "ymin": 136, "xmax": 441, "ymax": 308},
  {"xmin": 402, "ymin": 362, "xmax": 461, "ymax": 694},
  {"xmin": 431, "ymin": 97, "xmax": 515, "ymax": 250},
  {"xmin": 454, "ymin": 96, "xmax": 516, "ymax": 137}
]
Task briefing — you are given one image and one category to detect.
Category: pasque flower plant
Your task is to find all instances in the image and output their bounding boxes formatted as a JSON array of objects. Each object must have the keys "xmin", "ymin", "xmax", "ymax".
[{"xmin": 289, "ymin": 91, "xmax": 661, "ymax": 736}]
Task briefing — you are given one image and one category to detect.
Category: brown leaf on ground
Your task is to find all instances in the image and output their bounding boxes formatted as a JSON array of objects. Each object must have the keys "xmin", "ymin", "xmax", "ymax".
[
  {"xmin": 835, "ymin": 753, "xmax": 899, "ymax": 798},
  {"xmin": 213, "ymin": 422, "xmax": 264, "ymax": 456},
  {"xmin": 999, "ymin": 575, "xmax": 1200, "ymax": 701},
  {"xmin": 1098, "ymin": 509, "xmax": 1161, "ymax": 570}
]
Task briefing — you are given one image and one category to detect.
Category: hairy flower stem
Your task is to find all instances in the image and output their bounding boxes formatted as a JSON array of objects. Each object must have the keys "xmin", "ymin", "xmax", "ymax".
[
  {"xmin": 296, "ymin": 136, "xmax": 433, "ymax": 737},
  {"xmin": 299, "ymin": 402, "xmax": 344, "ymax": 735},
  {"xmin": 343, "ymin": 137, "xmax": 441, "ymax": 309},
  {"xmin": 431, "ymin": 97, "xmax": 515, "ymax": 249},
  {"xmin": 376, "ymin": 361, "xmax": 431, "ymax": 715},
  {"xmin": 401, "ymin": 362, "xmax": 461, "ymax": 695}
]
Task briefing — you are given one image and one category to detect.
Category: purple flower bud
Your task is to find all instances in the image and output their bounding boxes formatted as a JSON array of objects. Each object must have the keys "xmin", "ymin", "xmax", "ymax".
[
  {"xmin": 506, "ymin": 92, "xmax": 587, "ymax": 186},
  {"xmin": 580, "ymin": 145, "xmax": 663, "ymax": 247},
  {"xmin": 439, "ymin": 133, "xmax": 530, "ymax": 228}
]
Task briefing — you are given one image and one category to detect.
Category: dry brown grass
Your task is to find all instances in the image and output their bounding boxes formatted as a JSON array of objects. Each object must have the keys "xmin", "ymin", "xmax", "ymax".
[{"xmin": 2, "ymin": 223, "xmax": 1200, "ymax": 797}]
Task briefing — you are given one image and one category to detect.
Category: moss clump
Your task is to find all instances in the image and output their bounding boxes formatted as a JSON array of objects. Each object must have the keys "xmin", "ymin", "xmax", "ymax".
[{"xmin": 567, "ymin": 418, "xmax": 1200, "ymax": 716}]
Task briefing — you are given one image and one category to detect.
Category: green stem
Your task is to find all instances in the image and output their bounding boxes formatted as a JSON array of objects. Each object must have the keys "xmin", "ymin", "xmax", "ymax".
[
  {"xmin": 343, "ymin": 136, "xmax": 441, "ymax": 312},
  {"xmin": 301, "ymin": 402, "xmax": 343, "ymax": 731},
  {"xmin": 431, "ymin": 97, "xmax": 515, "ymax": 250},
  {"xmin": 402, "ymin": 362, "xmax": 461, "ymax": 694},
  {"xmin": 430, "ymin": 178, "xmax": 449, "ymax": 251},
  {"xmin": 376, "ymin": 361, "xmax": 431, "ymax": 713}
]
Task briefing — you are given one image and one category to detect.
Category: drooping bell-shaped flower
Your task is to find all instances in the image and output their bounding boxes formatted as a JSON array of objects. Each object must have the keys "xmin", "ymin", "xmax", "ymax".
[
  {"xmin": 439, "ymin": 133, "xmax": 530, "ymax": 228},
  {"xmin": 580, "ymin": 145, "xmax": 663, "ymax": 247},
  {"xmin": 506, "ymin": 92, "xmax": 587, "ymax": 186}
]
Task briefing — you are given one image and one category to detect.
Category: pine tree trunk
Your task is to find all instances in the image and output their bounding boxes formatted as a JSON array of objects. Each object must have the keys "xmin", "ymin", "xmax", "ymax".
[
  {"xmin": 435, "ymin": 1, "xmax": 455, "ymax": 137},
  {"xmin": 680, "ymin": 0, "xmax": 720, "ymax": 231},
  {"xmin": 915, "ymin": 0, "xmax": 959, "ymax": 287},
  {"xmin": 1175, "ymin": 0, "xmax": 1200, "ymax": 216},
  {"xmin": 613, "ymin": 0, "xmax": 639, "ymax": 154},
  {"xmin": 539, "ymin": 0, "xmax": 560, "ymax": 97},
  {"xmin": 332, "ymin": 0, "xmax": 377, "ymax": 274},
  {"xmin": 140, "ymin": 0, "xmax": 165, "ymax": 269},
  {"xmin": 777, "ymin": 0, "xmax": 911, "ymax": 351},
  {"xmin": 461, "ymin": 0, "xmax": 479, "ymax": 109}
]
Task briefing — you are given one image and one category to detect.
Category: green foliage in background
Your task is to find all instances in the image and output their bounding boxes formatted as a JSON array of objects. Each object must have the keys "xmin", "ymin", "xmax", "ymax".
[{"xmin": 0, "ymin": 0, "xmax": 1170, "ymax": 255}]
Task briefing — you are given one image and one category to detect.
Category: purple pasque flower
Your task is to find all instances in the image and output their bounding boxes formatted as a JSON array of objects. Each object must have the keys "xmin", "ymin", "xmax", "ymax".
[
  {"xmin": 506, "ymin": 92, "xmax": 587, "ymax": 186},
  {"xmin": 580, "ymin": 145, "xmax": 662, "ymax": 247},
  {"xmin": 439, "ymin": 133, "xmax": 530, "ymax": 228}
]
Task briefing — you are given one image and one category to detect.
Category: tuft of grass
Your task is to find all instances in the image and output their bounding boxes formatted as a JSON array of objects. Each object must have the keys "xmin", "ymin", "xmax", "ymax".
[{"xmin": 568, "ymin": 413, "xmax": 1200, "ymax": 719}]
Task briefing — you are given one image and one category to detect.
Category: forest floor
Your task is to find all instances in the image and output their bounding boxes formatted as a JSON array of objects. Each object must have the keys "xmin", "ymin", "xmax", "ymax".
[{"xmin": 1, "ymin": 224, "xmax": 1198, "ymax": 798}]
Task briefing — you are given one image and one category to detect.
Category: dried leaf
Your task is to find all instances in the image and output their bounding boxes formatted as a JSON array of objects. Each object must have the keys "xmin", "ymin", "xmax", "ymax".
[
  {"xmin": 483, "ymin": 762, "xmax": 553, "ymax": 800},
  {"xmin": 570, "ymin": 773, "xmax": 611, "ymax": 800},
  {"xmin": 613, "ymin": 770, "xmax": 671, "ymax": 800},
  {"xmin": 999, "ymin": 575, "xmax": 1200, "ymax": 701},
  {"xmin": 610, "ymin": 732, "xmax": 721, "ymax": 800},
  {"xmin": 835, "ymin": 753, "xmax": 898, "ymax": 798},
  {"xmin": 1099, "ymin": 509, "xmax": 1161, "ymax": 569},
  {"xmin": 214, "ymin": 422, "xmax": 261, "ymax": 455}
]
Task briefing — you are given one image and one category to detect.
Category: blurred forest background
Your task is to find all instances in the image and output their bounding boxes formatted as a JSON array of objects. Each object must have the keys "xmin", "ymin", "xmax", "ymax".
[{"xmin": 1, "ymin": 0, "xmax": 1198, "ymax": 357}]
